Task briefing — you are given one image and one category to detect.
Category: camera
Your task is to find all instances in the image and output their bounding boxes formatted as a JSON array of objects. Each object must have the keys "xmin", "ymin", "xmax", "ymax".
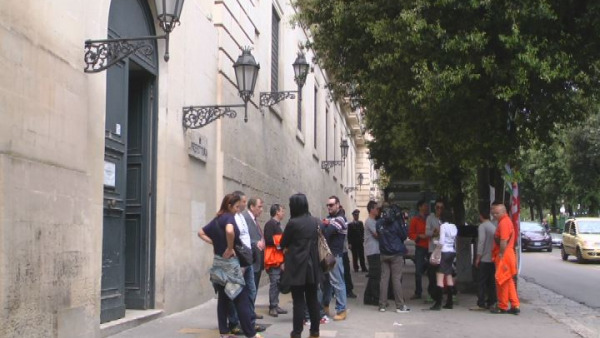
[{"xmin": 380, "ymin": 204, "xmax": 404, "ymax": 226}]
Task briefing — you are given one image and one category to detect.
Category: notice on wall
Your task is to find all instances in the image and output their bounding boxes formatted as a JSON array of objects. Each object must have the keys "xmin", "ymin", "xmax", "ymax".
[
  {"xmin": 104, "ymin": 161, "xmax": 116, "ymax": 187},
  {"xmin": 187, "ymin": 130, "xmax": 208, "ymax": 163}
]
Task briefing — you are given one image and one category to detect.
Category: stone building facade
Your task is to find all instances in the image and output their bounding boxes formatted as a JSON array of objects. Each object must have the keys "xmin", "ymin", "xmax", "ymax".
[{"xmin": 0, "ymin": 0, "xmax": 373, "ymax": 337}]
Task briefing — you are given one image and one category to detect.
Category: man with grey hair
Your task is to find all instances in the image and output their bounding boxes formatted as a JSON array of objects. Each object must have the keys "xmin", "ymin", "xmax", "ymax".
[{"xmin": 244, "ymin": 197, "xmax": 265, "ymax": 301}]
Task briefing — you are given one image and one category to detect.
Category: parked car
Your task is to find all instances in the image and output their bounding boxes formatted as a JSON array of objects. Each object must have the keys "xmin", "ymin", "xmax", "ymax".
[
  {"xmin": 520, "ymin": 221, "xmax": 552, "ymax": 252},
  {"xmin": 550, "ymin": 232, "xmax": 563, "ymax": 247},
  {"xmin": 561, "ymin": 218, "xmax": 600, "ymax": 263}
]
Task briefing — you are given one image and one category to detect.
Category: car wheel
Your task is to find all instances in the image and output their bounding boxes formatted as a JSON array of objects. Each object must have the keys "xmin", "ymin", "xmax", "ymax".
[
  {"xmin": 576, "ymin": 247, "xmax": 586, "ymax": 264},
  {"xmin": 561, "ymin": 247, "xmax": 568, "ymax": 261},
  {"xmin": 547, "ymin": 246, "xmax": 553, "ymax": 252}
]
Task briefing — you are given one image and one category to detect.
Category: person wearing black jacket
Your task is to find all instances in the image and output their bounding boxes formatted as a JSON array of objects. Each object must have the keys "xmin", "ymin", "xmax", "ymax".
[
  {"xmin": 348, "ymin": 209, "xmax": 368, "ymax": 272},
  {"xmin": 376, "ymin": 207, "xmax": 411, "ymax": 313},
  {"xmin": 280, "ymin": 194, "xmax": 322, "ymax": 338}
]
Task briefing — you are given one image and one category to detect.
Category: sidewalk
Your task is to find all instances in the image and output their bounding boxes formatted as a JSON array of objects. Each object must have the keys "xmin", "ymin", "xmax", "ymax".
[{"xmin": 108, "ymin": 259, "xmax": 597, "ymax": 338}]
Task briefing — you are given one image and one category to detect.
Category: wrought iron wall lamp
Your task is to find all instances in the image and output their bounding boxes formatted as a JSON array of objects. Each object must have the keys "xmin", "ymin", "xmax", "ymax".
[
  {"xmin": 321, "ymin": 139, "xmax": 349, "ymax": 170},
  {"xmin": 84, "ymin": 0, "xmax": 185, "ymax": 73},
  {"xmin": 182, "ymin": 48, "xmax": 260, "ymax": 129},
  {"xmin": 259, "ymin": 52, "xmax": 310, "ymax": 107},
  {"xmin": 344, "ymin": 173, "xmax": 364, "ymax": 193}
]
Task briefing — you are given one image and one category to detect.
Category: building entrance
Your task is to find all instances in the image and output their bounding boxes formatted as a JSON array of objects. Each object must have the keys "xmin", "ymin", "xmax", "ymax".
[{"xmin": 101, "ymin": 0, "xmax": 158, "ymax": 323}]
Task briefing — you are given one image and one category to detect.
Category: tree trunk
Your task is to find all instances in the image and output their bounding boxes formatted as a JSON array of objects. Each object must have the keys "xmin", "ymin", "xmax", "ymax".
[{"xmin": 551, "ymin": 203, "xmax": 557, "ymax": 229}]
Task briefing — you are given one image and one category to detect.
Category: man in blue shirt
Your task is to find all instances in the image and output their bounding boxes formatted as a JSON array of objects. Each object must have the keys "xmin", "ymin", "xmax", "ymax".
[{"xmin": 321, "ymin": 195, "xmax": 348, "ymax": 321}]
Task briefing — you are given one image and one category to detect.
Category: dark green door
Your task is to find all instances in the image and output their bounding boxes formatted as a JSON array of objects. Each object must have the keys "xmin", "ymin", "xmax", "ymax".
[
  {"xmin": 124, "ymin": 67, "xmax": 155, "ymax": 310},
  {"xmin": 101, "ymin": 0, "xmax": 158, "ymax": 323},
  {"xmin": 102, "ymin": 60, "xmax": 129, "ymax": 323}
]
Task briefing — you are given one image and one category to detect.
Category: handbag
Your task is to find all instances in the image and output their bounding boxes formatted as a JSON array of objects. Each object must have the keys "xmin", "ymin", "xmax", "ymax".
[
  {"xmin": 317, "ymin": 224, "xmax": 336, "ymax": 272},
  {"xmin": 234, "ymin": 243, "xmax": 253, "ymax": 267},
  {"xmin": 430, "ymin": 244, "xmax": 442, "ymax": 265}
]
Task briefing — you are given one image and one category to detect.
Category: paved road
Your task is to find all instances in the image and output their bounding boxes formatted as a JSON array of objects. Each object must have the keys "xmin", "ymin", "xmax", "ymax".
[{"xmin": 519, "ymin": 248, "xmax": 600, "ymax": 309}]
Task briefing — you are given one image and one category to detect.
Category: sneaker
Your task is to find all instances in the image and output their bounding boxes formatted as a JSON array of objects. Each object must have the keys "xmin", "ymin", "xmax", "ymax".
[
  {"xmin": 320, "ymin": 315, "xmax": 330, "ymax": 324},
  {"xmin": 269, "ymin": 308, "xmax": 278, "ymax": 317},
  {"xmin": 333, "ymin": 311, "xmax": 347, "ymax": 321},
  {"xmin": 254, "ymin": 324, "xmax": 266, "ymax": 332},
  {"xmin": 396, "ymin": 305, "xmax": 410, "ymax": 313},
  {"xmin": 379, "ymin": 306, "xmax": 386, "ymax": 312},
  {"xmin": 507, "ymin": 307, "xmax": 520, "ymax": 315},
  {"xmin": 228, "ymin": 326, "xmax": 242, "ymax": 335},
  {"xmin": 276, "ymin": 306, "xmax": 288, "ymax": 314},
  {"xmin": 347, "ymin": 291, "xmax": 357, "ymax": 298}
]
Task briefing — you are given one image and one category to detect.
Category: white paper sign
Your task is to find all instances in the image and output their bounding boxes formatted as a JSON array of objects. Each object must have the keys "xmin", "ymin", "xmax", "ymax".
[{"xmin": 104, "ymin": 161, "xmax": 116, "ymax": 187}]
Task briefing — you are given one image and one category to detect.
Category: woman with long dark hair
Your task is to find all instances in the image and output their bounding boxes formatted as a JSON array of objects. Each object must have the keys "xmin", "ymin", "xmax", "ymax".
[
  {"xmin": 280, "ymin": 193, "xmax": 322, "ymax": 338},
  {"xmin": 198, "ymin": 194, "xmax": 262, "ymax": 338}
]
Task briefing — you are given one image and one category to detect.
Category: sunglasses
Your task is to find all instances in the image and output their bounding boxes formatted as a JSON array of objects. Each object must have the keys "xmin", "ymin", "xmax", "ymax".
[{"xmin": 326, "ymin": 203, "xmax": 336, "ymax": 207}]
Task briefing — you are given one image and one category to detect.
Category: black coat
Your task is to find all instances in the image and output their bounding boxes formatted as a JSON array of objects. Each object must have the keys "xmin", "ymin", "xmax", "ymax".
[{"xmin": 280, "ymin": 214, "xmax": 322, "ymax": 286}]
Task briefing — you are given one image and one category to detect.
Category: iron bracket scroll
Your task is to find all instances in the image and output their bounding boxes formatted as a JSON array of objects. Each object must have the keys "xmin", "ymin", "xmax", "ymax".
[
  {"xmin": 321, "ymin": 160, "xmax": 345, "ymax": 170},
  {"xmin": 84, "ymin": 35, "xmax": 166, "ymax": 73},
  {"xmin": 344, "ymin": 187, "xmax": 358, "ymax": 193},
  {"xmin": 259, "ymin": 91, "xmax": 297, "ymax": 107},
  {"xmin": 182, "ymin": 104, "xmax": 246, "ymax": 129}
]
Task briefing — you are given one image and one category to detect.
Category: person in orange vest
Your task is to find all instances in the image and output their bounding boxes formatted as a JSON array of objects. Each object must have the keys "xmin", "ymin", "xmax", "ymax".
[
  {"xmin": 490, "ymin": 202, "xmax": 520, "ymax": 314},
  {"xmin": 264, "ymin": 203, "xmax": 288, "ymax": 317}
]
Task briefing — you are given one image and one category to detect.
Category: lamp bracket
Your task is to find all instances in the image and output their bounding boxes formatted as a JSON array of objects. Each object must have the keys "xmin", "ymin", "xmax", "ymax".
[
  {"xmin": 344, "ymin": 187, "xmax": 359, "ymax": 193},
  {"xmin": 259, "ymin": 91, "xmax": 297, "ymax": 107},
  {"xmin": 84, "ymin": 35, "xmax": 166, "ymax": 73},
  {"xmin": 183, "ymin": 104, "xmax": 246, "ymax": 129},
  {"xmin": 321, "ymin": 160, "xmax": 345, "ymax": 170}
]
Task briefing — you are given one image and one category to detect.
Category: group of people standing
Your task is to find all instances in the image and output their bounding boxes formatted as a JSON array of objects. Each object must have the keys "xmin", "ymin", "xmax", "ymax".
[{"xmin": 199, "ymin": 191, "xmax": 521, "ymax": 338}]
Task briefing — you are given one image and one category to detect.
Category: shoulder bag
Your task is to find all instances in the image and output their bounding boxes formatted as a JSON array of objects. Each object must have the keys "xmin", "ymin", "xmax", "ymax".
[{"xmin": 317, "ymin": 223, "xmax": 336, "ymax": 272}]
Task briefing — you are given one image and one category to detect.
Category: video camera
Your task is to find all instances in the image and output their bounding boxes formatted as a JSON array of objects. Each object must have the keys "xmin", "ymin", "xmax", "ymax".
[{"xmin": 380, "ymin": 204, "xmax": 404, "ymax": 226}]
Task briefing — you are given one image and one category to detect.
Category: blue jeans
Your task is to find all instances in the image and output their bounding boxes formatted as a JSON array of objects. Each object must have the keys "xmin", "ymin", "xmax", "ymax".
[
  {"xmin": 328, "ymin": 255, "xmax": 347, "ymax": 313},
  {"xmin": 414, "ymin": 246, "xmax": 428, "ymax": 296},
  {"xmin": 228, "ymin": 265, "xmax": 257, "ymax": 327}
]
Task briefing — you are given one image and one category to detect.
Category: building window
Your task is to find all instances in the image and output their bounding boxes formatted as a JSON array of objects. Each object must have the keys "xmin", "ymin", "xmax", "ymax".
[
  {"xmin": 313, "ymin": 86, "xmax": 318, "ymax": 148},
  {"xmin": 271, "ymin": 8, "xmax": 280, "ymax": 92}
]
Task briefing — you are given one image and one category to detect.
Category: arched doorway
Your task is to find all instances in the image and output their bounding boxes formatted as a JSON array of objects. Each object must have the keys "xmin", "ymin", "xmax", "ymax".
[{"xmin": 101, "ymin": 0, "xmax": 158, "ymax": 323}]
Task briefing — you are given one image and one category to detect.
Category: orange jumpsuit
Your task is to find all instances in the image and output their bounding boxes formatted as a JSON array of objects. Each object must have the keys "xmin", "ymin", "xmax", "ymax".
[{"xmin": 492, "ymin": 215, "xmax": 520, "ymax": 310}]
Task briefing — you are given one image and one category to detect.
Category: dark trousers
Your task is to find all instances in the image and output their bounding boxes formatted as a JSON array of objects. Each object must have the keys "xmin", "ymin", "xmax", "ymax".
[
  {"xmin": 254, "ymin": 269, "xmax": 262, "ymax": 297},
  {"xmin": 427, "ymin": 260, "xmax": 437, "ymax": 298},
  {"xmin": 350, "ymin": 243, "xmax": 367, "ymax": 272},
  {"xmin": 414, "ymin": 246, "xmax": 429, "ymax": 296},
  {"xmin": 267, "ymin": 267, "xmax": 282, "ymax": 309},
  {"xmin": 363, "ymin": 254, "xmax": 381, "ymax": 305},
  {"xmin": 342, "ymin": 252, "xmax": 354, "ymax": 293},
  {"xmin": 291, "ymin": 284, "xmax": 320, "ymax": 338},
  {"xmin": 216, "ymin": 285, "xmax": 255, "ymax": 337},
  {"xmin": 477, "ymin": 262, "xmax": 497, "ymax": 308}
]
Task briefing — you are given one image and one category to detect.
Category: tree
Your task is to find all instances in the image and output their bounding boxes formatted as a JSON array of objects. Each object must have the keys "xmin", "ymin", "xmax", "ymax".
[
  {"xmin": 295, "ymin": 0, "xmax": 600, "ymax": 215},
  {"xmin": 566, "ymin": 113, "xmax": 600, "ymax": 215}
]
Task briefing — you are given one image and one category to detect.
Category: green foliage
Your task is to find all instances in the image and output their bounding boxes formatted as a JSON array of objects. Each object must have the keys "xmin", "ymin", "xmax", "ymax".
[{"xmin": 294, "ymin": 0, "xmax": 600, "ymax": 200}]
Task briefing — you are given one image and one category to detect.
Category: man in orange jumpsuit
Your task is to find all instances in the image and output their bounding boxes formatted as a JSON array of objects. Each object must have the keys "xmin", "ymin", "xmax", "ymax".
[{"xmin": 490, "ymin": 202, "xmax": 520, "ymax": 314}]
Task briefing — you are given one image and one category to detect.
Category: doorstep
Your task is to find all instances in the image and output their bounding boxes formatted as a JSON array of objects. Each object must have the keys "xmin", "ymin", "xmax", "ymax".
[{"xmin": 100, "ymin": 309, "xmax": 164, "ymax": 338}]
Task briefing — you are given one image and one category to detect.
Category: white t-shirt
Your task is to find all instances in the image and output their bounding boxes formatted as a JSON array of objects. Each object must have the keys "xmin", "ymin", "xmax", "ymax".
[
  {"xmin": 235, "ymin": 213, "xmax": 252, "ymax": 248},
  {"xmin": 438, "ymin": 222, "xmax": 457, "ymax": 253}
]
